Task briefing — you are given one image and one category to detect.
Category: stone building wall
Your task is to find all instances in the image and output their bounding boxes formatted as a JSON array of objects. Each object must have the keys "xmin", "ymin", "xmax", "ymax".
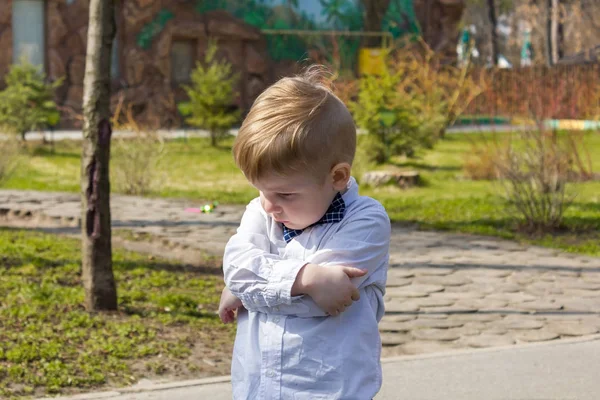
[
  {"xmin": 0, "ymin": 0, "xmax": 465, "ymax": 129},
  {"xmin": 0, "ymin": 0, "xmax": 272, "ymax": 128}
]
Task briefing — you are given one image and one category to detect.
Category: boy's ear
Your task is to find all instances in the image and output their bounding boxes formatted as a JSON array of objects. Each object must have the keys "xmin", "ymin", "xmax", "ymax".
[{"xmin": 330, "ymin": 162, "xmax": 351, "ymax": 191}]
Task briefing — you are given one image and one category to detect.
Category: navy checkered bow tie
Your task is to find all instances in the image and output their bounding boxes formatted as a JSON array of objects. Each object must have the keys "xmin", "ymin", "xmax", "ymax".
[{"xmin": 282, "ymin": 192, "xmax": 346, "ymax": 243}]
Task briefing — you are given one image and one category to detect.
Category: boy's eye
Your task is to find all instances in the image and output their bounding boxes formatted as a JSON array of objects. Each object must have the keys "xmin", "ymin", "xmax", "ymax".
[{"xmin": 277, "ymin": 193, "xmax": 295, "ymax": 198}]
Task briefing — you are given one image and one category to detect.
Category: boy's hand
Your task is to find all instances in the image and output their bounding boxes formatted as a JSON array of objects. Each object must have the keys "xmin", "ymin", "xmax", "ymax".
[
  {"xmin": 294, "ymin": 263, "xmax": 367, "ymax": 316},
  {"xmin": 218, "ymin": 287, "xmax": 244, "ymax": 324}
]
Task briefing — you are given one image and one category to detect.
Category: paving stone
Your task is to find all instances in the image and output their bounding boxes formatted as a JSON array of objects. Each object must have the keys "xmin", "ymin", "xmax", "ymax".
[
  {"xmin": 463, "ymin": 334, "xmax": 515, "ymax": 348},
  {"xmin": 380, "ymin": 333, "xmax": 412, "ymax": 346},
  {"xmin": 580, "ymin": 273, "xmax": 600, "ymax": 283},
  {"xmin": 515, "ymin": 300, "xmax": 563, "ymax": 312},
  {"xmin": 467, "ymin": 277, "xmax": 509, "ymax": 287},
  {"xmin": 561, "ymin": 289, "xmax": 600, "ymax": 298},
  {"xmin": 387, "ymin": 269, "xmax": 415, "ymax": 279},
  {"xmin": 483, "ymin": 327, "xmax": 510, "ymax": 335},
  {"xmin": 411, "ymin": 319, "xmax": 464, "ymax": 329},
  {"xmin": 461, "ymin": 269, "xmax": 512, "ymax": 278},
  {"xmin": 445, "ymin": 284, "xmax": 495, "ymax": 295},
  {"xmin": 385, "ymin": 287, "xmax": 428, "ymax": 298},
  {"xmin": 547, "ymin": 287, "xmax": 563, "ymax": 295},
  {"xmin": 380, "ymin": 315, "xmax": 416, "ymax": 323},
  {"xmin": 411, "ymin": 328, "xmax": 462, "ymax": 341},
  {"xmin": 378, "ymin": 321, "xmax": 412, "ymax": 332},
  {"xmin": 413, "ymin": 298, "xmax": 455, "ymax": 308},
  {"xmin": 386, "ymin": 277, "xmax": 412, "ymax": 287},
  {"xmin": 546, "ymin": 322, "xmax": 599, "ymax": 336},
  {"xmin": 460, "ymin": 321, "xmax": 488, "ymax": 332},
  {"xmin": 409, "ymin": 267, "xmax": 454, "ymax": 276},
  {"xmin": 515, "ymin": 330, "xmax": 560, "ymax": 342},
  {"xmin": 494, "ymin": 283, "xmax": 523, "ymax": 293},
  {"xmin": 553, "ymin": 270, "xmax": 581, "ymax": 277},
  {"xmin": 415, "ymin": 313, "xmax": 449, "ymax": 319},
  {"xmin": 564, "ymin": 280, "xmax": 600, "ymax": 291},
  {"xmin": 449, "ymin": 313, "xmax": 503, "ymax": 323},
  {"xmin": 486, "ymin": 293, "xmax": 537, "ymax": 303},
  {"xmin": 387, "ymin": 284, "xmax": 444, "ymax": 297},
  {"xmin": 398, "ymin": 340, "xmax": 461, "ymax": 355},
  {"xmin": 456, "ymin": 326, "xmax": 482, "ymax": 336},
  {"xmin": 432, "ymin": 291, "xmax": 485, "ymax": 300},
  {"xmin": 470, "ymin": 240, "xmax": 501, "ymax": 249},
  {"xmin": 454, "ymin": 299, "xmax": 508, "ymax": 311},
  {"xmin": 541, "ymin": 315, "xmax": 585, "ymax": 322},
  {"xmin": 560, "ymin": 298, "xmax": 600, "ymax": 312},
  {"xmin": 499, "ymin": 319, "xmax": 544, "ymax": 330},
  {"xmin": 413, "ymin": 275, "xmax": 472, "ymax": 287},
  {"xmin": 422, "ymin": 305, "xmax": 478, "ymax": 313},
  {"xmin": 523, "ymin": 287, "xmax": 554, "ymax": 297},
  {"xmin": 384, "ymin": 301, "xmax": 419, "ymax": 313}
]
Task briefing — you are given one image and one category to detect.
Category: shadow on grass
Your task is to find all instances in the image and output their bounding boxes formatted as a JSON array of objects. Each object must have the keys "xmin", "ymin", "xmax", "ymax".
[
  {"xmin": 121, "ymin": 304, "xmax": 221, "ymax": 321},
  {"xmin": 115, "ymin": 259, "xmax": 222, "ymax": 276},
  {"xmin": 389, "ymin": 160, "xmax": 462, "ymax": 173},
  {"xmin": 1, "ymin": 254, "xmax": 76, "ymax": 270},
  {"xmin": 28, "ymin": 146, "xmax": 80, "ymax": 159},
  {"xmin": 1, "ymin": 253, "xmax": 223, "ymax": 276},
  {"xmin": 0, "ymin": 226, "xmax": 223, "ymax": 275}
]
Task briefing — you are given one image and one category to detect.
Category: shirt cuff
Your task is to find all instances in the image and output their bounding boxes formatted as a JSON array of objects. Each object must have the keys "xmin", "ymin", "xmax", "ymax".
[{"xmin": 264, "ymin": 260, "xmax": 307, "ymax": 306}]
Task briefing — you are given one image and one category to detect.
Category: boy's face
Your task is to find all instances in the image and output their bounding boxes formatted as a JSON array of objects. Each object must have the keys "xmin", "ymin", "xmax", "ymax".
[{"xmin": 253, "ymin": 171, "xmax": 340, "ymax": 231}]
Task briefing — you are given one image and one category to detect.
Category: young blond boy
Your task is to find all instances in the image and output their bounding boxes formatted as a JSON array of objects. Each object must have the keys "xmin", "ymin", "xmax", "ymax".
[{"xmin": 218, "ymin": 67, "xmax": 391, "ymax": 400}]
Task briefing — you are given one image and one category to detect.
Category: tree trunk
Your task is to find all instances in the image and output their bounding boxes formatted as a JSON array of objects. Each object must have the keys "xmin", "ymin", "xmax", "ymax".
[
  {"xmin": 487, "ymin": 0, "xmax": 499, "ymax": 66},
  {"xmin": 361, "ymin": 0, "xmax": 392, "ymax": 47},
  {"xmin": 550, "ymin": 0, "xmax": 560, "ymax": 64},
  {"xmin": 545, "ymin": 0, "xmax": 553, "ymax": 66},
  {"xmin": 81, "ymin": 0, "xmax": 117, "ymax": 311}
]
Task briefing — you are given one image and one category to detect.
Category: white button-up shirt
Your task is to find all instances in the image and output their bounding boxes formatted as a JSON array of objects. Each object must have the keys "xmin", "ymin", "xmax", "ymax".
[{"xmin": 224, "ymin": 177, "xmax": 391, "ymax": 400}]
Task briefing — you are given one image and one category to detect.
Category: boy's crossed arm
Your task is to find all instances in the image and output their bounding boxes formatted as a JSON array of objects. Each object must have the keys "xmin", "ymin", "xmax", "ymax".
[
  {"xmin": 219, "ymin": 262, "xmax": 366, "ymax": 322},
  {"xmin": 219, "ymin": 200, "xmax": 390, "ymax": 322}
]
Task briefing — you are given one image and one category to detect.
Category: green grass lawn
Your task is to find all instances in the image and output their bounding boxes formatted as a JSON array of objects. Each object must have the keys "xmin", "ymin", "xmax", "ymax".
[
  {"xmin": 0, "ymin": 228, "xmax": 234, "ymax": 398},
  {"xmin": 2, "ymin": 132, "xmax": 600, "ymax": 256}
]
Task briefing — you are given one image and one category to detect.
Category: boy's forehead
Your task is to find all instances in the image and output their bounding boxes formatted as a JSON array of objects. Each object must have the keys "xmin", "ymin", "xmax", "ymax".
[{"xmin": 253, "ymin": 173, "xmax": 316, "ymax": 192}]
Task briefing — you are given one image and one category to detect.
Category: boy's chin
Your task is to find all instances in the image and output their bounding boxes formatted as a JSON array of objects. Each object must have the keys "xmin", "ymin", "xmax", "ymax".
[{"xmin": 283, "ymin": 222, "xmax": 307, "ymax": 230}]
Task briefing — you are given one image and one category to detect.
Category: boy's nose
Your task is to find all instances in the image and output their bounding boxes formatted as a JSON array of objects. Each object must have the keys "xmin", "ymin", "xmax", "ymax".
[{"xmin": 262, "ymin": 198, "xmax": 281, "ymax": 214}]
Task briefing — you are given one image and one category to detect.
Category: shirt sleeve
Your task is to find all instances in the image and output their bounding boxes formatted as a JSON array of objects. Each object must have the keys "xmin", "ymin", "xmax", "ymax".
[
  {"xmin": 223, "ymin": 198, "xmax": 308, "ymax": 310},
  {"xmin": 223, "ymin": 198, "xmax": 390, "ymax": 318}
]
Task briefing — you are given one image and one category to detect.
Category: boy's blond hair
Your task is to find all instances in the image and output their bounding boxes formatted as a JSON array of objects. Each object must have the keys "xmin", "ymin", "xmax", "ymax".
[{"xmin": 233, "ymin": 66, "xmax": 356, "ymax": 183}]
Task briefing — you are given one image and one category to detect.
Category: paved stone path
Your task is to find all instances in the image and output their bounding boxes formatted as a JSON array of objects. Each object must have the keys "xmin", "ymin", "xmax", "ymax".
[{"xmin": 2, "ymin": 189, "xmax": 600, "ymax": 358}]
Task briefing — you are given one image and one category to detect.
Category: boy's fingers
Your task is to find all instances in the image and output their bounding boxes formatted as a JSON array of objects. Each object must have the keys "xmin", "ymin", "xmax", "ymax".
[
  {"xmin": 350, "ymin": 288, "xmax": 360, "ymax": 301},
  {"xmin": 343, "ymin": 267, "xmax": 368, "ymax": 278}
]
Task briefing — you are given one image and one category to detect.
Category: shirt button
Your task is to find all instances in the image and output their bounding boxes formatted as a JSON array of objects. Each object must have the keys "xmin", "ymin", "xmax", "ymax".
[
  {"xmin": 267, "ymin": 370, "xmax": 275, "ymax": 377},
  {"xmin": 274, "ymin": 306, "xmax": 280, "ymax": 312}
]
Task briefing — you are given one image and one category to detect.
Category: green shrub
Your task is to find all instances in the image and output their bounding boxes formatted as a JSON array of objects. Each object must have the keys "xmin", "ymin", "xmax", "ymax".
[
  {"xmin": 111, "ymin": 106, "xmax": 166, "ymax": 196},
  {"xmin": 178, "ymin": 41, "xmax": 240, "ymax": 147},
  {"xmin": 0, "ymin": 59, "xmax": 62, "ymax": 140},
  {"xmin": 350, "ymin": 60, "xmax": 436, "ymax": 164},
  {"xmin": 494, "ymin": 129, "xmax": 577, "ymax": 233},
  {"xmin": 349, "ymin": 41, "xmax": 484, "ymax": 164}
]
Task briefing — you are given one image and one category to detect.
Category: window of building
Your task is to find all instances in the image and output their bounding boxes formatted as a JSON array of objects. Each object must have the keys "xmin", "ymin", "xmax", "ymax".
[
  {"xmin": 12, "ymin": 0, "xmax": 45, "ymax": 69},
  {"xmin": 111, "ymin": 37, "xmax": 120, "ymax": 79},
  {"xmin": 170, "ymin": 39, "xmax": 196, "ymax": 85}
]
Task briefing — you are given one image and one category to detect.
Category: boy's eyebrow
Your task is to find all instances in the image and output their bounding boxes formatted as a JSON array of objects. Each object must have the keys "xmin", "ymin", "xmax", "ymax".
[{"xmin": 254, "ymin": 181, "xmax": 301, "ymax": 192}]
